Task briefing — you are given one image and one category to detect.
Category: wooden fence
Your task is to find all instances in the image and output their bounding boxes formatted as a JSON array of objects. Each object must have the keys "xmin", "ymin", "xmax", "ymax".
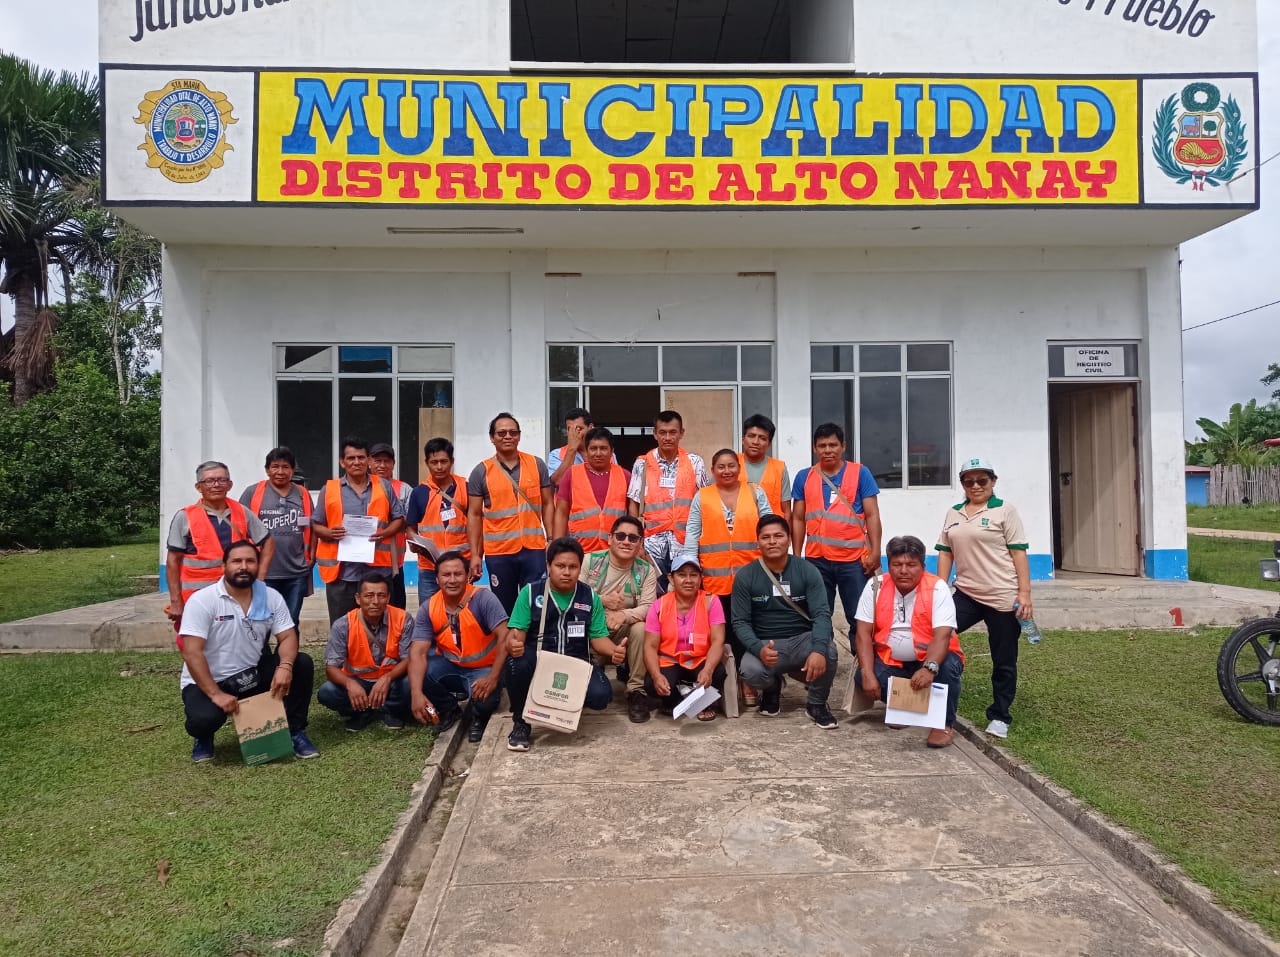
[{"xmin": 1208, "ymin": 465, "xmax": 1280, "ymax": 505}]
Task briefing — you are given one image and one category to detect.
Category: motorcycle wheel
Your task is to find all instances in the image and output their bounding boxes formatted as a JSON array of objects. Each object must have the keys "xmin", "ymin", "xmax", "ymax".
[{"xmin": 1216, "ymin": 617, "xmax": 1280, "ymax": 726}]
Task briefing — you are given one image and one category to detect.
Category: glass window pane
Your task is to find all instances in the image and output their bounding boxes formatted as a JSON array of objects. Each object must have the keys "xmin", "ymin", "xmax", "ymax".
[
  {"xmin": 859, "ymin": 377, "xmax": 902, "ymax": 489},
  {"xmin": 907, "ymin": 343, "xmax": 950, "ymax": 372},
  {"xmin": 399, "ymin": 380, "xmax": 454, "ymax": 484},
  {"xmin": 549, "ymin": 387, "xmax": 581, "ymax": 450},
  {"xmin": 277, "ymin": 345, "xmax": 332, "ymax": 373},
  {"xmin": 548, "ymin": 345, "xmax": 580, "ymax": 382},
  {"xmin": 740, "ymin": 386, "xmax": 773, "ymax": 424},
  {"xmin": 811, "ymin": 345, "xmax": 853, "ymax": 374},
  {"xmin": 398, "ymin": 346, "xmax": 452, "ymax": 373},
  {"xmin": 583, "ymin": 345, "xmax": 658, "ymax": 382},
  {"xmin": 811, "ymin": 380, "xmax": 855, "ymax": 460},
  {"xmin": 339, "ymin": 346, "xmax": 393, "ymax": 374},
  {"xmin": 741, "ymin": 344, "xmax": 772, "ymax": 381},
  {"xmin": 338, "ymin": 378, "xmax": 393, "ymax": 452},
  {"xmin": 859, "ymin": 344, "xmax": 901, "ymax": 373},
  {"xmin": 277, "ymin": 380, "xmax": 332, "ymax": 488},
  {"xmin": 907, "ymin": 378, "xmax": 951, "ymax": 487},
  {"xmin": 663, "ymin": 344, "xmax": 737, "ymax": 382}
]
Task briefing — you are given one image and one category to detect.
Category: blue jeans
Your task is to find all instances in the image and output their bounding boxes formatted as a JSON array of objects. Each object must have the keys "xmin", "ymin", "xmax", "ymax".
[
  {"xmin": 426, "ymin": 653, "xmax": 502, "ymax": 718},
  {"xmin": 808, "ymin": 557, "xmax": 868, "ymax": 649},
  {"xmin": 417, "ymin": 567, "xmax": 440, "ymax": 605},
  {"xmin": 266, "ymin": 575, "xmax": 309, "ymax": 631},
  {"xmin": 317, "ymin": 675, "xmax": 413, "ymax": 719},
  {"xmin": 854, "ymin": 652, "xmax": 964, "ymax": 728},
  {"xmin": 487, "ymin": 548, "xmax": 548, "ymax": 614},
  {"xmin": 504, "ymin": 642, "xmax": 613, "ymax": 723}
]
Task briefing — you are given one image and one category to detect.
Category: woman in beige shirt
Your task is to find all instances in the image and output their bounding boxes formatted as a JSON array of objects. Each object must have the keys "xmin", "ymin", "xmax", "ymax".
[{"xmin": 935, "ymin": 457, "xmax": 1032, "ymax": 740}]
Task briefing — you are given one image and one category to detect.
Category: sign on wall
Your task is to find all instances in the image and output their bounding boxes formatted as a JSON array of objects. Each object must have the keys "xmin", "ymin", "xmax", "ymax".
[
  {"xmin": 103, "ymin": 70, "xmax": 1258, "ymax": 210},
  {"xmin": 1049, "ymin": 343, "xmax": 1139, "ymax": 379}
]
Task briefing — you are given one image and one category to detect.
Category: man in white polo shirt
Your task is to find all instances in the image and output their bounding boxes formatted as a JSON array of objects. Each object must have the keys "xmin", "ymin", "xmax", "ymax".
[{"xmin": 178, "ymin": 539, "xmax": 318, "ymax": 763}]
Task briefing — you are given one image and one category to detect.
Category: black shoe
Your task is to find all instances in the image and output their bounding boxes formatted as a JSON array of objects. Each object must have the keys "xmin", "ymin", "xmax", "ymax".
[
  {"xmin": 806, "ymin": 704, "xmax": 838, "ymax": 730},
  {"xmin": 627, "ymin": 689, "xmax": 651, "ymax": 724},
  {"xmin": 344, "ymin": 711, "xmax": 374, "ymax": 733},
  {"xmin": 435, "ymin": 708, "xmax": 461, "ymax": 736},
  {"xmin": 507, "ymin": 719, "xmax": 531, "ymax": 752},
  {"xmin": 468, "ymin": 712, "xmax": 490, "ymax": 743},
  {"xmin": 616, "ymin": 662, "xmax": 630, "ymax": 686},
  {"xmin": 759, "ymin": 678, "xmax": 783, "ymax": 716}
]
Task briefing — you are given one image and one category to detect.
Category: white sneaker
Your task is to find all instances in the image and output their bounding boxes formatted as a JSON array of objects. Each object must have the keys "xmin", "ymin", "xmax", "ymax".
[{"xmin": 985, "ymin": 719, "xmax": 1010, "ymax": 739}]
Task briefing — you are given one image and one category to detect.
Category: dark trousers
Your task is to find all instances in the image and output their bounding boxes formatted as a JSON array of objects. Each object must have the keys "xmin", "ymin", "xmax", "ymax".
[
  {"xmin": 645, "ymin": 661, "xmax": 727, "ymax": 712},
  {"xmin": 808, "ymin": 556, "xmax": 868, "ymax": 650},
  {"xmin": 425, "ymin": 654, "xmax": 503, "ymax": 719},
  {"xmin": 325, "ymin": 578, "xmax": 360, "ymax": 625},
  {"xmin": 505, "ymin": 642, "xmax": 613, "ymax": 725},
  {"xmin": 953, "ymin": 588, "xmax": 1021, "ymax": 725},
  {"xmin": 182, "ymin": 652, "xmax": 314, "ymax": 739},
  {"xmin": 487, "ymin": 548, "xmax": 548, "ymax": 614},
  {"xmin": 316, "ymin": 675, "xmax": 413, "ymax": 719},
  {"xmin": 417, "ymin": 567, "xmax": 440, "ymax": 604},
  {"xmin": 717, "ymin": 594, "xmax": 746, "ymax": 665},
  {"xmin": 854, "ymin": 652, "xmax": 964, "ymax": 728},
  {"xmin": 389, "ymin": 570, "xmax": 407, "ymax": 610},
  {"xmin": 266, "ymin": 575, "xmax": 309, "ymax": 631},
  {"xmin": 739, "ymin": 632, "xmax": 838, "ymax": 707}
]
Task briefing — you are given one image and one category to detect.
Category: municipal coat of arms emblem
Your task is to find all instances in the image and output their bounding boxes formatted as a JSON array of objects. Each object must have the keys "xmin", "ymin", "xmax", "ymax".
[
  {"xmin": 134, "ymin": 79, "xmax": 236, "ymax": 184},
  {"xmin": 1152, "ymin": 82, "xmax": 1248, "ymax": 192}
]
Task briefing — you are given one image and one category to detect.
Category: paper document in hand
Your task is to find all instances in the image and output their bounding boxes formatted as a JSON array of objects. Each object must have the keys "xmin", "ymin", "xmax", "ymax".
[
  {"xmin": 673, "ymin": 684, "xmax": 721, "ymax": 720},
  {"xmin": 406, "ymin": 531, "xmax": 441, "ymax": 562},
  {"xmin": 883, "ymin": 679, "xmax": 948, "ymax": 730},
  {"xmin": 337, "ymin": 514, "xmax": 378, "ymax": 563}
]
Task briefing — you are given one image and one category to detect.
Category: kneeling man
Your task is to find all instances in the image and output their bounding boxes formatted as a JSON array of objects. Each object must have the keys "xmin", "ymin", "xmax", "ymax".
[
  {"xmin": 732, "ymin": 514, "xmax": 839, "ymax": 729},
  {"xmin": 854, "ymin": 535, "xmax": 964, "ymax": 749},
  {"xmin": 643, "ymin": 554, "xmax": 726, "ymax": 721},
  {"xmin": 504, "ymin": 537, "xmax": 618, "ymax": 753},
  {"xmin": 179, "ymin": 539, "xmax": 317, "ymax": 762},
  {"xmin": 409, "ymin": 550, "xmax": 511, "ymax": 743}
]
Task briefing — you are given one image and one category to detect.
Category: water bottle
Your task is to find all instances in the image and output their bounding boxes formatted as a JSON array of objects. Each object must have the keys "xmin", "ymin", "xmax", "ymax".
[{"xmin": 1013, "ymin": 602, "xmax": 1043, "ymax": 644}]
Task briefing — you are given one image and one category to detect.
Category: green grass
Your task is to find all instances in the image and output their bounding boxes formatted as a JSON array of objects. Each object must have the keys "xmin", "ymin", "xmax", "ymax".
[
  {"xmin": 1188, "ymin": 535, "xmax": 1280, "ymax": 593},
  {"xmin": 1187, "ymin": 504, "xmax": 1280, "ymax": 534},
  {"xmin": 958, "ymin": 628, "xmax": 1280, "ymax": 939},
  {"xmin": 0, "ymin": 652, "xmax": 437, "ymax": 956},
  {"xmin": 0, "ymin": 529, "xmax": 161, "ymax": 623}
]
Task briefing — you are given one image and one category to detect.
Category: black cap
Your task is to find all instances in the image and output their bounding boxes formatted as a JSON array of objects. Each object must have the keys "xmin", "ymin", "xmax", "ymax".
[{"xmin": 369, "ymin": 443, "xmax": 395, "ymax": 460}]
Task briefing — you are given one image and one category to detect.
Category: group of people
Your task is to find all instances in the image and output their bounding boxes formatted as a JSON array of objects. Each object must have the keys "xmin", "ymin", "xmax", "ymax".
[{"xmin": 166, "ymin": 407, "xmax": 1033, "ymax": 761}]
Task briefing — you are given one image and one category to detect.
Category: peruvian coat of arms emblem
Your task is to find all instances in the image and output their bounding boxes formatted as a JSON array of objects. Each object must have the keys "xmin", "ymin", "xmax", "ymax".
[{"xmin": 1152, "ymin": 82, "xmax": 1248, "ymax": 192}]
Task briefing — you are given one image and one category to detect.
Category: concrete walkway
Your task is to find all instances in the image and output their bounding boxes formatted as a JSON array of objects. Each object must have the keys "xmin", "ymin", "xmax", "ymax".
[
  {"xmin": 394, "ymin": 686, "xmax": 1242, "ymax": 957},
  {"xmin": 1188, "ymin": 527, "xmax": 1280, "ymax": 542}
]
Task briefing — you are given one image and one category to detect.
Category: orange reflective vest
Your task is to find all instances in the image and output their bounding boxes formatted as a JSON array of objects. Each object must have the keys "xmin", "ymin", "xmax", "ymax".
[
  {"xmin": 414, "ymin": 477, "xmax": 469, "ymax": 571},
  {"xmin": 696, "ymin": 484, "xmax": 762, "ymax": 596},
  {"xmin": 247, "ymin": 481, "xmax": 312, "ymax": 553},
  {"xmin": 315, "ymin": 478, "xmax": 395, "ymax": 584},
  {"xmin": 567, "ymin": 463, "xmax": 629, "ymax": 553},
  {"xmin": 640, "ymin": 449, "xmax": 697, "ymax": 543},
  {"xmin": 390, "ymin": 479, "xmax": 409, "ymax": 569},
  {"xmin": 481, "ymin": 453, "xmax": 546, "ymax": 556},
  {"xmin": 872, "ymin": 572, "xmax": 965, "ymax": 667},
  {"xmin": 738, "ymin": 454, "xmax": 785, "ymax": 516},
  {"xmin": 657, "ymin": 590, "xmax": 714, "ymax": 669},
  {"xmin": 802, "ymin": 465, "xmax": 867, "ymax": 562},
  {"xmin": 180, "ymin": 501, "xmax": 250, "ymax": 601},
  {"xmin": 427, "ymin": 585, "xmax": 499, "ymax": 668},
  {"xmin": 341, "ymin": 606, "xmax": 407, "ymax": 681}
]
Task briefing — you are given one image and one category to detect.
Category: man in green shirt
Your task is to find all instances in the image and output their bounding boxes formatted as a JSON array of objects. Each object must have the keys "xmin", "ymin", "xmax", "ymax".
[
  {"xmin": 503, "ymin": 537, "xmax": 621, "ymax": 752},
  {"xmin": 731, "ymin": 514, "xmax": 838, "ymax": 729}
]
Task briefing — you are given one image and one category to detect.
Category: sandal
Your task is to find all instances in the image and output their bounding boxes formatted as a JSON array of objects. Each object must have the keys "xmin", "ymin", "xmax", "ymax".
[
  {"xmin": 741, "ymin": 686, "xmax": 758, "ymax": 707},
  {"xmin": 697, "ymin": 708, "xmax": 716, "ymax": 722}
]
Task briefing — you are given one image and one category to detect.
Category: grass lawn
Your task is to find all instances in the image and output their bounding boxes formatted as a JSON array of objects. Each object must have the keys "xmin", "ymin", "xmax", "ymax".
[
  {"xmin": 1188, "ymin": 535, "xmax": 1280, "ymax": 593},
  {"xmin": 1187, "ymin": 504, "xmax": 1280, "ymax": 534},
  {"xmin": 0, "ymin": 651, "xmax": 436, "ymax": 957},
  {"xmin": 0, "ymin": 529, "xmax": 160, "ymax": 623},
  {"xmin": 957, "ymin": 628, "xmax": 1280, "ymax": 939}
]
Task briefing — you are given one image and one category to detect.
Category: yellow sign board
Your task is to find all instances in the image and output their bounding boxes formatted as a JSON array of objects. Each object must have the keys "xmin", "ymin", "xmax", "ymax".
[{"xmin": 255, "ymin": 73, "xmax": 1140, "ymax": 207}]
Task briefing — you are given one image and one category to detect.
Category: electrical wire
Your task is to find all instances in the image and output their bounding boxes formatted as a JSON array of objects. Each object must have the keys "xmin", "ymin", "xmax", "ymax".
[{"xmin": 1182, "ymin": 297, "xmax": 1280, "ymax": 332}]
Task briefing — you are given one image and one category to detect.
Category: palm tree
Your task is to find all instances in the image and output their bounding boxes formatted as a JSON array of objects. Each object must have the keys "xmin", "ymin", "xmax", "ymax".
[{"xmin": 0, "ymin": 54, "xmax": 100, "ymax": 404}]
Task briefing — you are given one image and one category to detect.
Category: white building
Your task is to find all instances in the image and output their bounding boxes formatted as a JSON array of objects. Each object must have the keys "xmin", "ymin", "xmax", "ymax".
[{"xmin": 99, "ymin": 0, "xmax": 1261, "ymax": 584}]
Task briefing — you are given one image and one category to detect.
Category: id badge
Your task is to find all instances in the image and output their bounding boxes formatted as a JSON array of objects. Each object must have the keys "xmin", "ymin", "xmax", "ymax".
[
  {"xmin": 659, "ymin": 474, "xmax": 676, "ymax": 489},
  {"xmin": 772, "ymin": 580, "xmax": 791, "ymax": 598},
  {"xmin": 440, "ymin": 508, "xmax": 456, "ymax": 521},
  {"xmin": 566, "ymin": 622, "xmax": 586, "ymax": 639}
]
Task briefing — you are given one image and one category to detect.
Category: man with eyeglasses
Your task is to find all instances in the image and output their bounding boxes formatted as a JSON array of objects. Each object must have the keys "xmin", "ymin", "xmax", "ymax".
[
  {"xmin": 581, "ymin": 515, "xmax": 657, "ymax": 722},
  {"xmin": 854, "ymin": 535, "xmax": 964, "ymax": 749},
  {"xmin": 166, "ymin": 461, "xmax": 273, "ymax": 636}
]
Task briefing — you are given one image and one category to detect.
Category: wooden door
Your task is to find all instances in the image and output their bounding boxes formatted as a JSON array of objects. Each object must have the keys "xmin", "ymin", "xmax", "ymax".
[
  {"xmin": 1056, "ymin": 384, "xmax": 1140, "ymax": 575},
  {"xmin": 661, "ymin": 388, "xmax": 736, "ymax": 467}
]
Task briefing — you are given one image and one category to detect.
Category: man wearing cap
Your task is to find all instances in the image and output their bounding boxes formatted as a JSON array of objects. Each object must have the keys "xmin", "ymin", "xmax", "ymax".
[{"xmin": 370, "ymin": 443, "xmax": 413, "ymax": 610}]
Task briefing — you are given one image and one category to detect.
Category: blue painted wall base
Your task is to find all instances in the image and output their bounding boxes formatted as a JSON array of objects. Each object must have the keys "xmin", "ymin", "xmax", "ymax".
[{"xmin": 1145, "ymin": 549, "xmax": 1189, "ymax": 580}]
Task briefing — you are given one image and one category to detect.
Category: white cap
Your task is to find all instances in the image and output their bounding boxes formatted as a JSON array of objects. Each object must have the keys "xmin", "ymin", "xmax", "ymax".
[
  {"xmin": 958, "ymin": 456, "xmax": 997, "ymax": 478},
  {"xmin": 670, "ymin": 553, "xmax": 702, "ymax": 573}
]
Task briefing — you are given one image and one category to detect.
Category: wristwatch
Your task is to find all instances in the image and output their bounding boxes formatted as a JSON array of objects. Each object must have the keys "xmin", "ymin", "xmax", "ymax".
[{"xmin": 923, "ymin": 660, "xmax": 940, "ymax": 675}]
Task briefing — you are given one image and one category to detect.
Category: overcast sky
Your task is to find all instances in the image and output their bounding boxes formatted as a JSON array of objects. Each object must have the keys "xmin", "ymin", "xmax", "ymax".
[{"xmin": 1, "ymin": 1, "xmax": 1276, "ymax": 438}]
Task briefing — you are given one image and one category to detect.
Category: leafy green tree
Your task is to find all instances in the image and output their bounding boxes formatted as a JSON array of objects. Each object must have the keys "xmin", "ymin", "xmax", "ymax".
[
  {"xmin": 0, "ymin": 54, "xmax": 99, "ymax": 404},
  {"xmin": 1263, "ymin": 363, "xmax": 1280, "ymax": 402},
  {"xmin": 1192, "ymin": 400, "xmax": 1280, "ymax": 465},
  {"xmin": 52, "ymin": 273, "xmax": 160, "ymax": 402}
]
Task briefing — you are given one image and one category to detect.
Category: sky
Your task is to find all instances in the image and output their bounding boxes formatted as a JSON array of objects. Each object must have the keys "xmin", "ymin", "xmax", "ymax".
[{"xmin": 1, "ymin": 1, "xmax": 1277, "ymax": 439}]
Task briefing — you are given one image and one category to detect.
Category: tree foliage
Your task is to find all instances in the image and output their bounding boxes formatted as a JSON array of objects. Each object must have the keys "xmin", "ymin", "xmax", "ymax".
[
  {"xmin": 1263, "ymin": 362, "xmax": 1280, "ymax": 402},
  {"xmin": 1187, "ymin": 399, "xmax": 1280, "ymax": 466}
]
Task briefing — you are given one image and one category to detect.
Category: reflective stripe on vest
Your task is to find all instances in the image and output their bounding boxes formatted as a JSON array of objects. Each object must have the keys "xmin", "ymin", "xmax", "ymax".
[
  {"xmin": 315, "ymin": 478, "xmax": 394, "ymax": 583},
  {"xmin": 482, "ymin": 453, "xmax": 546, "ymax": 556},
  {"xmin": 871, "ymin": 572, "xmax": 965, "ymax": 667},
  {"xmin": 567, "ymin": 463, "xmax": 629, "ymax": 553},
  {"xmin": 657, "ymin": 590, "xmax": 713, "ymax": 669},
  {"xmin": 180, "ymin": 501, "xmax": 250, "ymax": 599},
  {"xmin": 427, "ymin": 585, "xmax": 499, "ymax": 668},
  {"xmin": 342, "ymin": 606, "xmax": 407, "ymax": 680},
  {"xmin": 641, "ymin": 449, "xmax": 697, "ymax": 543},
  {"xmin": 738, "ymin": 454, "xmax": 785, "ymax": 516},
  {"xmin": 803, "ymin": 465, "xmax": 867, "ymax": 562},
  {"xmin": 415, "ymin": 477, "xmax": 470, "ymax": 571},
  {"xmin": 390, "ymin": 479, "xmax": 409, "ymax": 566},
  {"xmin": 695, "ymin": 484, "xmax": 762, "ymax": 596},
  {"xmin": 248, "ymin": 480, "xmax": 312, "ymax": 552}
]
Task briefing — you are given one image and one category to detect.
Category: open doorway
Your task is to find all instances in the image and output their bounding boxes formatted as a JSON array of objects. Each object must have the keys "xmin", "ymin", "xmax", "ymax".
[
  {"xmin": 586, "ymin": 385, "xmax": 662, "ymax": 467},
  {"xmin": 1048, "ymin": 382, "xmax": 1142, "ymax": 576}
]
